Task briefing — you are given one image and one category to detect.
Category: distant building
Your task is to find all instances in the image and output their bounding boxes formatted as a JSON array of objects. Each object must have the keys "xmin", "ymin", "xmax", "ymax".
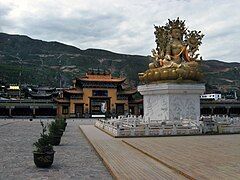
[
  {"xmin": 55, "ymin": 68, "xmax": 137, "ymax": 118},
  {"xmin": 222, "ymin": 91, "xmax": 238, "ymax": 100},
  {"xmin": 0, "ymin": 85, "xmax": 6, "ymax": 96},
  {"xmin": 200, "ymin": 99, "xmax": 240, "ymax": 116},
  {"xmin": 200, "ymin": 94, "xmax": 222, "ymax": 101},
  {"xmin": 24, "ymin": 86, "xmax": 58, "ymax": 99},
  {"xmin": 7, "ymin": 85, "xmax": 21, "ymax": 99}
]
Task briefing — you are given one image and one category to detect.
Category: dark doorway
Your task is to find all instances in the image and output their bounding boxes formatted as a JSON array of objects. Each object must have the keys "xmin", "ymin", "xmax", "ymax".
[
  {"xmin": 90, "ymin": 98, "xmax": 110, "ymax": 115},
  {"xmin": 229, "ymin": 108, "xmax": 240, "ymax": 116},
  {"xmin": 213, "ymin": 107, "xmax": 227, "ymax": 115},
  {"xmin": 116, "ymin": 104, "xmax": 124, "ymax": 116},
  {"xmin": 201, "ymin": 108, "xmax": 212, "ymax": 115},
  {"xmin": 12, "ymin": 107, "xmax": 32, "ymax": 116},
  {"xmin": 0, "ymin": 107, "xmax": 9, "ymax": 116},
  {"xmin": 75, "ymin": 104, "xmax": 84, "ymax": 117},
  {"xmin": 35, "ymin": 108, "xmax": 56, "ymax": 116},
  {"xmin": 129, "ymin": 106, "xmax": 136, "ymax": 115}
]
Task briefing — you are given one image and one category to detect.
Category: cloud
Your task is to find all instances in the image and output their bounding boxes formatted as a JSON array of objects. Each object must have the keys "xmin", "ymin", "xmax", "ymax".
[
  {"xmin": 0, "ymin": 3, "xmax": 12, "ymax": 31},
  {"xmin": 0, "ymin": 0, "xmax": 240, "ymax": 63}
]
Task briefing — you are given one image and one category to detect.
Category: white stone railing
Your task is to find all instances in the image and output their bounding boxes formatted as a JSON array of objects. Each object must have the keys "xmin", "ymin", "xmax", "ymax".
[{"xmin": 95, "ymin": 115, "xmax": 240, "ymax": 137}]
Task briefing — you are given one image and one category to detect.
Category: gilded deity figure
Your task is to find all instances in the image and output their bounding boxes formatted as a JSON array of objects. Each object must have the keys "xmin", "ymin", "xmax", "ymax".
[
  {"xmin": 166, "ymin": 28, "xmax": 188, "ymax": 63},
  {"xmin": 139, "ymin": 17, "xmax": 204, "ymax": 83},
  {"xmin": 161, "ymin": 28, "xmax": 188, "ymax": 68}
]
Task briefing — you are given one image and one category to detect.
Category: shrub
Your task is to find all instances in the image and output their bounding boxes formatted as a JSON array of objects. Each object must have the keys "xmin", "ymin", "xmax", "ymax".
[{"xmin": 33, "ymin": 121, "xmax": 53, "ymax": 153}]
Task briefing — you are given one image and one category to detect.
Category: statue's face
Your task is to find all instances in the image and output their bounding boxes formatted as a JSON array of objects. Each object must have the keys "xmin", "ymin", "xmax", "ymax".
[
  {"xmin": 171, "ymin": 29, "xmax": 181, "ymax": 39},
  {"xmin": 189, "ymin": 36, "xmax": 198, "ymax": 44}
]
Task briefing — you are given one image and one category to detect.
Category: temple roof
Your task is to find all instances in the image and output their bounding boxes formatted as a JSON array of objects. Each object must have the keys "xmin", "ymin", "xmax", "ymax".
[
  {"xmin": 129, "ymin": 99, "xmax": 143, "ymax": 104},
  {"xmin": 76, "ymin": 68, "xmax": 126, "ymax": 83},
  {"xmin": 54, "ymin": 98, "xmax": 70, "ymax": 103},
  {"xmin": 117, "ymin": 89, "xmax": 137, "ymax": 95},
  {"xmin": 64, "ymin": 89, "xmax": 83, "ymax": 94},
  {"xmin": 29, "ymin": 92, "xmax": 52, "ymax": 98},
  {"xmin": 32, "ymin": 87, "xmax": 56, "ymax": 92},
  {"xmin": 77, "ymin": 77, "xmax": 126, "ymax": 83}
]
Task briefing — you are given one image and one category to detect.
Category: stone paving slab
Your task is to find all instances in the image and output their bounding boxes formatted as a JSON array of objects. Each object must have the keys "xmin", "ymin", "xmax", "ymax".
[
  {"xmin": 0, "ymin": 119, "xmax": 17, "ymax": 126},
  {"xmin": 0, "ymin": 118, "xmax": 112, "ymax": 180}
]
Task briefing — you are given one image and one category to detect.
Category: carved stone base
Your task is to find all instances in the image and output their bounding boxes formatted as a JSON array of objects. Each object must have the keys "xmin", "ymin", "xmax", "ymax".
[{"xmin": 138, "ymin": 83, "xmax": 205, "ymax": 121}]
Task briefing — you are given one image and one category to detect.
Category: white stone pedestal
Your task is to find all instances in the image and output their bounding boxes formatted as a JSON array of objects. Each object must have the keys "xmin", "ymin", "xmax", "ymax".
[{"xmin": 138, "ymin": 83, "xmax": 205, "ymax": 121}]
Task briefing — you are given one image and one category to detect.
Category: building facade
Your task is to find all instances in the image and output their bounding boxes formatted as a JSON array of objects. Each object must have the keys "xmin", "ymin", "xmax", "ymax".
[
  {"xmin": 200, "ymin": 94, "xmax": 222, "ymax": 101},
  {"xmin": 55, "ymin": 69, "xmax": 136, "ymax": 118}
]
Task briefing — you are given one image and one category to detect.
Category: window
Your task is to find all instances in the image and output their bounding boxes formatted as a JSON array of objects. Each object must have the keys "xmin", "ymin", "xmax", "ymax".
[
  {"xmin": 92, "ymin": 90, "xmax": 108, "ymax": 97},
  {"xmin": 62, "ymin": 106, "xmax": 69, "ymax": 115}
]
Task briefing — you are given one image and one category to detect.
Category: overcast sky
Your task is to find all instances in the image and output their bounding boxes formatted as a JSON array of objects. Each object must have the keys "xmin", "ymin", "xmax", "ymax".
[{"xmin": 0, "ymin": 0, "xmax": 239, "ymax": 63}]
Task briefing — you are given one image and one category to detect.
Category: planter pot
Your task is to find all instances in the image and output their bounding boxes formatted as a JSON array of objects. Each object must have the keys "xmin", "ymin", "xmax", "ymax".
[
  {"xmin": 33, "ymin": 151, "xmax": 55, "ymax": 168},
  {"xmin": 50, "ymin": 135, "xmax": 61, "ymax": 146},
  {"xmin": 63, "ymin": 122, "xmax": 67, "ymax": 131},
  {"xmin": 58, "ymin": 129, "xmax": 64, "ymax": 136}
]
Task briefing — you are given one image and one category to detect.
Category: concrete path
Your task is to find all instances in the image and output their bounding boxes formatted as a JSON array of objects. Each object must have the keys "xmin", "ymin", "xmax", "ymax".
[{"xmin": 0, "ymin": 119, "xmax": 112, "ymax": 180}]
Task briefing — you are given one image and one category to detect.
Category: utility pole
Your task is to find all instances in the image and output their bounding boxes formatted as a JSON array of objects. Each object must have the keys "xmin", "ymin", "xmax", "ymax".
[
  {"xmin": 17, "ymin": 55, "xmax": 22, "ymax": 99},
  {"xmin": 57, "ymin": 54, "xmax": 63, "ymax": 88}
]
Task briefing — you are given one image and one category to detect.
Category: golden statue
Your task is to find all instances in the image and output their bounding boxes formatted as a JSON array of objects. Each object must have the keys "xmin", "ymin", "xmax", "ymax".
[{"xmin": 139, "ymin": 18, "xmax": 204, "ymax": 83}]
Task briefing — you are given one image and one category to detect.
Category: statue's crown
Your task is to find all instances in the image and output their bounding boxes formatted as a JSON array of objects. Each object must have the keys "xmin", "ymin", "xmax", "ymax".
[{"xmin": 166, "ymin": 17, "xmax": 186, "ymax": 32}]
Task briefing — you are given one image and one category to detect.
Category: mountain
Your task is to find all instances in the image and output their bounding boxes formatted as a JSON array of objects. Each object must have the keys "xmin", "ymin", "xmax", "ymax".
[
  {"xmin": 201, "ymin": 60, "xmax": 240, "ymax": 93},
  {"xmin": 0, "ymin": 32, "xmax": 240, "ymax": 94},
  {"xmin": 0, "ymin": 33, "xmax": 149, "ymax": 87}
]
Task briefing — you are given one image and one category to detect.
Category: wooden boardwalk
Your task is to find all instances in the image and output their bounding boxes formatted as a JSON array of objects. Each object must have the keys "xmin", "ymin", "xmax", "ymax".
[
  {"xmin": 79, "ymin": 125, "xmax": 240, "ymax": 180},
  {"xmin": 79, "ymin": 125, "xmax": 187, "ymax": 180},
  {"xmin": 123, "ymin": 135, "xmax": 240, "ymax": 180}
]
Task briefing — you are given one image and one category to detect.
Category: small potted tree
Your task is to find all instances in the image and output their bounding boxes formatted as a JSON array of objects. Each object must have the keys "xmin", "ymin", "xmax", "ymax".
[
  {"xmin": 56, "ymin": 117, "xmax": 67, "ymax": 132},
  {"xmin": 49, "ymin": 121, "xmax": 62, "ymax": 146},
  {"xmin": 33, "ymin": 122, "xmax": 55, "ymax": 168},
  {"xmin": 61, "ymin": 118, "xmax": 67, "ymax": 131},
  {"xmin": 55, "ymin": 116, "xmax": 67, "ymax": 131}
]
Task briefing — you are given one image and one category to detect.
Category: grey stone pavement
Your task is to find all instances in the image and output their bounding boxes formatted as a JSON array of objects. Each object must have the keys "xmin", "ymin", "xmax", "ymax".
[{"xmin": 0, "ymin": 118, "xmax": 112, "ymax": 180}]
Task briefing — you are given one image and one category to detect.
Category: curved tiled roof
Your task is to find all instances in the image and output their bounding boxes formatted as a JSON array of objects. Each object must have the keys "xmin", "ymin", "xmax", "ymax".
[
  {"xmin": 54, "ymin": 98, "xmax": 70, "ymax": 103},
  {"xmin": 77, "ymin": 77, "xmax": 126, "ymax": 83},
  {"xmin": 64, "ymin": 89, "xmax": 83, "ymax": 94},
  {"xmin": 117, "ymin": 89, "xmax": 137, "ymax": 95}
]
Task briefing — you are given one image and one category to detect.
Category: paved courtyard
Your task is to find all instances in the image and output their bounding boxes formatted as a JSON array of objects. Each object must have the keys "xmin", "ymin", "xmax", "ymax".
[
  {"xmin": 80, "ymin": 125, "xmax": 240, "ymax": 180},
  {"xmin": 0, "ymin": 118, "xmax": 112, "ymax": 180}
]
